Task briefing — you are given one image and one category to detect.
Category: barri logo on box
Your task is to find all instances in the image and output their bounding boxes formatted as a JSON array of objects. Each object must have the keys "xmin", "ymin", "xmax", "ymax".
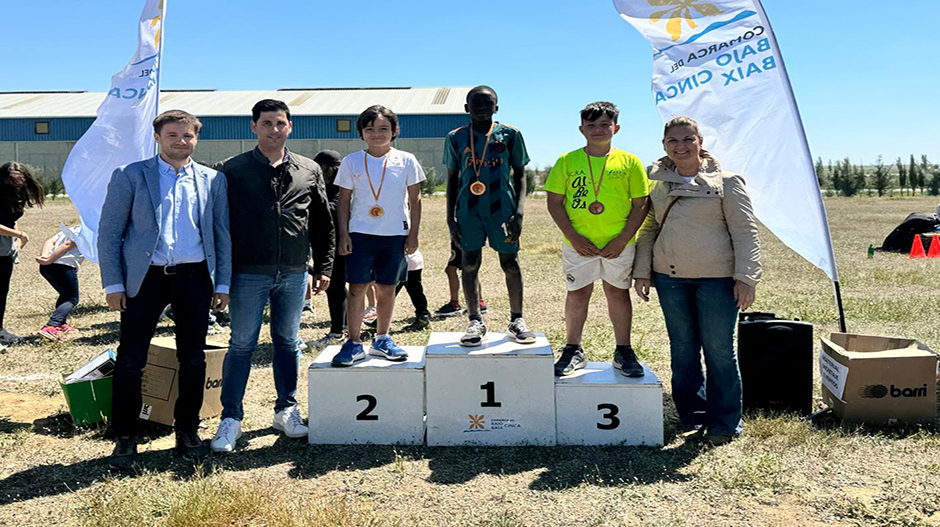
[
  {"xmin": 205, "ymin": 377, "xmax": 222, "ymax": 390},
  {"xmin": 859, "ymin": 384, "xmax": 928, "ymax": 398}
]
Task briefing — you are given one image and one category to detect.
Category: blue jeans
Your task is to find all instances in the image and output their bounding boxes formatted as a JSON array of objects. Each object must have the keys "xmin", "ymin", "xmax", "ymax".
[
  {"xmin": 221, "ymin": 271, "xmax": 306, "ymax": 421},
  {"xmin": 39, "ymin": 264, "xmax": 79, "ymax": 326},
  {"xmin": 653, "ymin": 272, "xmax": 742, "ymax": 436}
]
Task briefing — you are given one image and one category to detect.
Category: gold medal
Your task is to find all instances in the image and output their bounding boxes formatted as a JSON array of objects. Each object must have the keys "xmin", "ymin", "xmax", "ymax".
[
  {"xmin": 363, "ymin": 151, "xmax": 388, "ymax": 219},
  {"xmin": 585, "ymin": 148, "xmax": 609, "ymax": 217},
  {"xmin": 468, "ymin": 122, "xmax": 495, "ymax": 196}
]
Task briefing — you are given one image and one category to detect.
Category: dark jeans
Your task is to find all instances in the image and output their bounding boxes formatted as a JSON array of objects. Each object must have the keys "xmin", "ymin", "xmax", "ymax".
[
  {"xmin": 652, "ymin": 272, "xmax": 742, "ymax": 436},
  {"xmin": 395, "ymin": 269, "xmax": 430, "ymax": 319},
  {"xmin": 39, "ymin": 264, "xmax": 79, "ymax": 327},
  {"xmin": 112, "ymin": 263, "xmax": 213, "ymax": 437},
  {"xmin": 325, "ymin": 252, "xmax": 347, "ymax": 334},
  {"xmin": 0, "ymin": 256, "xmax": 12, "ymax": 329}
]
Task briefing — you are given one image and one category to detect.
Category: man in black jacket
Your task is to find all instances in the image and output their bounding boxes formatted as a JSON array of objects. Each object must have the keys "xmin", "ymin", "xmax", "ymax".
[{"xmin": 211, "ymin": 99, "xmax": 334, "ymax": 453}]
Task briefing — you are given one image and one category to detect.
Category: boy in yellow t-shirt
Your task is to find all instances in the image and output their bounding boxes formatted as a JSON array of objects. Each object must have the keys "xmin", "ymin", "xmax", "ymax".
[{"xmin": 544, "ymin": 101, "xmax": 650, "ymax": 377}]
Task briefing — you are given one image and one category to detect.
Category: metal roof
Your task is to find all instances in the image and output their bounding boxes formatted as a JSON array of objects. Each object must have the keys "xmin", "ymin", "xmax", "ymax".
[{"xmin": 0, "ymin": 87, "xmax": 472, "ymax": 118}]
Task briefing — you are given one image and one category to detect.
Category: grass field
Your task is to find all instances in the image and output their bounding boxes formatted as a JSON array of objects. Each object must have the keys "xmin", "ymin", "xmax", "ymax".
[{"xmin": 1, "ymin": 195, "xmax": 939, "ymax": 526}]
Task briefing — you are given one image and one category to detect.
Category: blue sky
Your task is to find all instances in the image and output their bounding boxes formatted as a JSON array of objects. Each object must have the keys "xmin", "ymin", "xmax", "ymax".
[{"xmin": 0, "ymin": 0, "xmax": 937, "ymax": 168}]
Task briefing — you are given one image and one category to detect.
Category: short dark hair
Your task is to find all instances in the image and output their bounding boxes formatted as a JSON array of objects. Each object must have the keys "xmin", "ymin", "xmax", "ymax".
[
  {"xmin": 580, "ymin": 101, "xmax": 619, "ymax": 124},
  {"xmin": 467, "ymin": 85, "xmax": 497, "ymax": 103},
  {"xmin": 252, "ymin": 99, "xmax": 291, "ymax": 122},
  {"xmin": 153, "ymin": 109, "xmax": 202, "ymax": 134},
  {"xmin": 356, "ymin": 105, "xmax": 399, "ymax": 140}
]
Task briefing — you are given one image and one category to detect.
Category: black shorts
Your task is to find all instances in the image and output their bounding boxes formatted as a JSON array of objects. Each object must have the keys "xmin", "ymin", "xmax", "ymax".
[{"xmin": 447, "ymin": 240, "xmax": 462, "ymax": 269}]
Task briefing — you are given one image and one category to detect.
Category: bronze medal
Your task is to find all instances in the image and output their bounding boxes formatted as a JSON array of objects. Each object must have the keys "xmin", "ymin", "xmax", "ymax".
[
  {"xmin": 363, "ymin": 151, "xmax": 389, "ymax": 220},
  {"xmin": 468, "ymin": 122, "xmax": 495, "ymax": 198},
  {"xmin": 589, "ymin": 201, "xmax": 605, "ymax": 215},
  {"xmin": 469, "ymin": 181, "xmax": 487, "ymax": 196},
  {"xmin": 585, "ymin": 148, "xmax": 610, "ymax": 217}
]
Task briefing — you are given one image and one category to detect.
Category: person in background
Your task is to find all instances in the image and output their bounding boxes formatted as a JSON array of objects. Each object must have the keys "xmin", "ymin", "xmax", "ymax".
[
  {"xmin": 433, "ymin": 240, "xmax": 487, "ymax": 318},
  {"xmin": 633, "ymin": 116, "xmax": 760, "ymax": 447},
  {"xmin": 310, "ymin": 150, "xmax": 347, "ymax": 351},
  {"xmin": 396, "ymin": 249, "xmax": 431, "ymax": 331},
  {"xmin": 0, "ymin": 162, "xmax": 45, "ymax": 350},
  {"xmin": 36, "ymin": 225, "xmax": 84, "ymax": 341}
]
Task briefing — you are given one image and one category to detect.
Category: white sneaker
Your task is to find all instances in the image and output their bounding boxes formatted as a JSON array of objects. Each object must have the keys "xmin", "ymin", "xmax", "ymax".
[
  {"xmin": 0, "ymin": 328, "xmax": 22, "ymax": 343},
  {"xmin": 210, "ymin": 417, "xmax": 242, "ymax": 453},
  {"xmin": 0, "ymin": 342, "xmax": 6, "ymax": 353},
  {"xmin": 272, "ymin": 406, "xmax": 307, "ymax": 439},
  {"xmin": 207, "ymin": 322, "xmax": 224, "ymax": 335}
]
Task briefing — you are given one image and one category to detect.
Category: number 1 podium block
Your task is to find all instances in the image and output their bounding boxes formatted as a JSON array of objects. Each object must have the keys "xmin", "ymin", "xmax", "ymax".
[
  {"xmin": 425, "ymin": 332, "xmax": 556, "ymax": 446},
  {"xmin": 555, "ymin": 362, "xmax": 663, "ymax": 446},
  {"xmin": 308, "ymin": 345, "xmax": 426, "ymax": 445}
]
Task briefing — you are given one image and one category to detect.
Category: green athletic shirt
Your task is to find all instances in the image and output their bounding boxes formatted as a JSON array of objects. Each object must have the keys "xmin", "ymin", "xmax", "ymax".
[{"xmin": 544, "ymin": 147, "xmax": 649, "ymax": 248}]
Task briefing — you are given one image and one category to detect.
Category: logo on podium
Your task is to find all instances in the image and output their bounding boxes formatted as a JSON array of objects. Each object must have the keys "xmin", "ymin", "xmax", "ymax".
[{"xmin": 467, "ymin": 414, "xmax": 486, "ymax": 431}]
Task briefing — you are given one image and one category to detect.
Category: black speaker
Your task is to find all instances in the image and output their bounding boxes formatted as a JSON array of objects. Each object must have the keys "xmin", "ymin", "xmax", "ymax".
[{"xmin": 737, "ymin": 312, "xmax": 814, "ymax": 416}]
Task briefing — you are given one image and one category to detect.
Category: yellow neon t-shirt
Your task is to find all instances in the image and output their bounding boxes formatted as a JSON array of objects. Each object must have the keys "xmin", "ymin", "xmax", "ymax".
[{"xmin": 544, "ymin": 147, "xmax": 649, "ymax": 248}]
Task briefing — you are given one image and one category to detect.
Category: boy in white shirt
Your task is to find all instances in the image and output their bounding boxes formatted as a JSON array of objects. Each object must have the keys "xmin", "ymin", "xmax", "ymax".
[{"xmin": 333, "ymin": 105, "xmax": 425, "ymax": 366}]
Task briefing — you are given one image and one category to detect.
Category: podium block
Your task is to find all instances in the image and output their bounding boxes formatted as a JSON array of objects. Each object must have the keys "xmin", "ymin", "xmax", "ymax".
[
  {"xmin": 555, "ymin": 362, "xmax": 663, "ymax": 446},
  {"xmin": 308, "ymin": 345, "xmax": 425, "ymax": 445},
  {"xmin": 425, "ymin": 332, "xmax": 556, "ymax": 446}
]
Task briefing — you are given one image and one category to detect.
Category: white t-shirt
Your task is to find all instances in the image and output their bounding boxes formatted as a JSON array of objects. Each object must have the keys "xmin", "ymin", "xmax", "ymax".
[
  {"xmin": 48, "ymin": 226, "xmax": 84, "ymax": 269},
  {"xmin": 335, "ymin": 148, "xmax": 426, "ymax": 236}
]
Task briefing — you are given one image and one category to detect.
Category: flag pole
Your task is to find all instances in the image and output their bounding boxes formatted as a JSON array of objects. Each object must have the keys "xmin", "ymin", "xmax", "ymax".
[
  {"xmin": 153, "ymin": 0, "xmax": 167, "ymax": 156},
  {"xmin": 753, "ymin": 0, "xmax": 846, "ymax": 332}
]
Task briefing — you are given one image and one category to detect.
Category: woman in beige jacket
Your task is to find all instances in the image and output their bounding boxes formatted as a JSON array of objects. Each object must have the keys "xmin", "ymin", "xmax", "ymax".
[{"xmin": 633, "ymin": 117, "xmax": 760, "ymax": 446}]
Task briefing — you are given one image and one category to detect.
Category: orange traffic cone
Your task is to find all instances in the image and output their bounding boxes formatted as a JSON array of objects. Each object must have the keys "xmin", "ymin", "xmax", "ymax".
[
  {"xmin": 910, "ymin": 234, "xmax": 927, "ymax": 258},
  {"xmin": 928, "ymin": 235, "xmax": 940, "ymax": 258}
]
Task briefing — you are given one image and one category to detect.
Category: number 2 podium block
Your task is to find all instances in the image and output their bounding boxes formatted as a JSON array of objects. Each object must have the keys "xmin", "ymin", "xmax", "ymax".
[
  {"xmin": 425, "ymin": 332, "xmax": 556, "ymax": 446},
  {"xmin": 555, "ymin": 362, "xmax": 663, "ymax": 446},
  {"xmin": 308, "ymin": 345, "xmax": 426, "ymax": 445}
]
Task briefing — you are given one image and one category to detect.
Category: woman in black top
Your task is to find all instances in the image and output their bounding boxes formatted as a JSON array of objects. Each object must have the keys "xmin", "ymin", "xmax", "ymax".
[{"xmin": 0, "ymin": 162, "xmax": 45, "ymax": 345}]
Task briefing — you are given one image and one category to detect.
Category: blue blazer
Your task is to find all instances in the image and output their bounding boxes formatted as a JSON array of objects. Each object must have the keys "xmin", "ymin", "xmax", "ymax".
[{"xmin": 97, "ymin": 156, "xmax": 232, "ymax": 298}]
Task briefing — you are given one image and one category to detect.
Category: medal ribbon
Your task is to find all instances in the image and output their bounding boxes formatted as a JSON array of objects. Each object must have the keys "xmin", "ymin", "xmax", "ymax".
[
  {"xmin": 585, "ymin": 148, "xmax": 609, "ymax": 205},
  {"xmin": 363, "ymin": 150, "xmax": 388, "ymax": 205},
  {"xmin": 469, "ymin": 122, "xmax": 495, "ymax": 185}
]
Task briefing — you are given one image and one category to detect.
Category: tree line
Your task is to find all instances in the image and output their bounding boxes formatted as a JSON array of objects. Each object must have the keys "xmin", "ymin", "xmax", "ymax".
[{"xmin": 815, "ymin": 155, "xmax": 940, "ymax": 197}]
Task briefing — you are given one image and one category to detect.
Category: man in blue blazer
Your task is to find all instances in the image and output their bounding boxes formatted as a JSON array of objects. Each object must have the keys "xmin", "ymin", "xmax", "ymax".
[{"xmin": 98, "ymin": 109, "xmax": 232, "ymax": 467}]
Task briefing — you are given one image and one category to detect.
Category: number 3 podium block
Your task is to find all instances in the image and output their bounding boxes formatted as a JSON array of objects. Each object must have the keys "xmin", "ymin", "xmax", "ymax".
[
  {"xmin": 554, "ymin": 362, "xmax": 663, "ymax": 446},
  {"xmin": 307, "ymin": 345, "xmax": 426, "ymax": 445},
  {"xmin": 425, "ymin": 332, "xmax": 556, "ymax": 446}
]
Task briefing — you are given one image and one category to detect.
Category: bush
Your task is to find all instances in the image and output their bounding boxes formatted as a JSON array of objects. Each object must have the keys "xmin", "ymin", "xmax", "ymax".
[{"xmin": 420, "ymin": 166, "xmax": 443, "ymax": 197}]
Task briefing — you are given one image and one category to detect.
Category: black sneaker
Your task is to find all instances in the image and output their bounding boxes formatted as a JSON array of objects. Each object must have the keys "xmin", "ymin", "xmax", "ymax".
[
  {"xmin": 554, "ymin": 345, "xmax": 586, "ymax": 376},
  {"xmin": 175, "ymin": 431, "xmax": 209, "ymax": 462},
  {"xmin": 507, "ymin": 317, "xmax": 536, "ymax": 344},
  {"xmin": 614, "ymin": 346, "xmax": 645, "ymax": 377},
  {"xmin": 460, "ymin": 319, "xmax": 487, "ymax": 347},
  {"xmin": 109, "ymin": 436, "xmax": 138, "ymax": 468},
  {"xmin": 402, "ymin": 316, "xmax": 430, "ymax": 332},
  {"xmin": 434, "ymin": 301, "xmax": 463, "ymax": 318}
]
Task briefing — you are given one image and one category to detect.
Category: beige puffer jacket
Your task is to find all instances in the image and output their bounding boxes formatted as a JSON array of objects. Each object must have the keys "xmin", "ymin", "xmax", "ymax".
[{"xmin": 633, "ymin": 154, "xmax": 761, "ymax": 288}]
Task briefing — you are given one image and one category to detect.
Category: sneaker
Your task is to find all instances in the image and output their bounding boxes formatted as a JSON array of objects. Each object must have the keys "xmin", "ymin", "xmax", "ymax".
[
  {"xmin": 311, "ymin": 332, "xmax": 345, "ymax": 351},
  {"xmin": 614, "ymin": 346, "xmax": 645, "ymax": 377},
  {"xmin": 163, "ymin": 306, "xmax": 175, "ymax": 322},
  {"xmin": 297, "ymin": 339, "xmax": 308, "ymax": 352},
  {"xmin": 370, "ymin": 334, "xmax": 408, "ymax": 361},
  {"xmin": 554, "ymin": 345, "xmax": 586, "ymax": 376},
  {"xmin": 302, "ymin": 300, "xmax": 314, "ymax": 313},
  {"xmin": 0, "ymin": 328, "xmax": 22, "ymax": 343},
  {"xmin": 175, "ymin": 430, "xmax": 209, "ymax": 461},
  {"xmin": 507, "ymin": 317, "xmax": 536, "ymax": 344},
  {"xmin": 0, "ymin": 342, "xmax": 6, "ymax": 353},
  {"xmin": 332, "ymin": 340, "xmax": 365, "ymax": 367},
  {"xmin": 109, "ymin": 436, "xmax": 138, "ymax": 468},
  {"xmin": 210, "ymin": 418, "xmax": 242, "ymax": 453},
  {"xmin": 362, "ymin": 305, "xmax": 377, "ymax": 323},
  {"xmin": 37, "ymin": 326, "xmax": 62, "ymax": 341},
  {"xmin": 206, "ymin": 322, "xmax": 224, "ymax": 335},
  {"xmin": 460, "ymin": 319, "xmax": 487, "ymax": 347},
  {"xmin": 272, "ymin": 406, "xmax": 308, "ymax": 438},
  {"xmin": 401, "ymin": 316, "xmax": 430, "ymax": 332},
  {"xmin": 679, "ymin": 425, "xmax": 706, "ymax": 442},
  {"xmin": 480, "ymin": 300, "xmax": 488, "ymax": 314},
  {"xmin": 704, "ymin": 430, "xmax": 735, "ymax": 446},
  {"xmin": 434, "ymin": 301, "xmax": 463, "ymax": 318},
  {"xmin": 58, "ymin": 323, "xmax": 79, "ymax": 334},
  {"xmin": 213, "ymin": 310, "xmax": 231, "ymax": 326}
]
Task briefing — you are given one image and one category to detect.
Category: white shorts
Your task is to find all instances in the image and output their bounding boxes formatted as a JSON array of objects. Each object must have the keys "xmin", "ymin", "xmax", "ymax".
[{"xmin": 561, "ymin": 243, "xmax": 635, "ymax": 291}]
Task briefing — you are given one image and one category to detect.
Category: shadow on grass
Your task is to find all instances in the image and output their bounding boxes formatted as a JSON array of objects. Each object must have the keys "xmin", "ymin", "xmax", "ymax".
[{"xmin": 69, "ymin": 304, "xmax": 113, "ymax": 318}]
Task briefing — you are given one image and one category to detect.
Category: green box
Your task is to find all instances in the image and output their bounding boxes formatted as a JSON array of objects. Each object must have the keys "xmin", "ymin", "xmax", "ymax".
[{"xmin": 60, "ymin": 375, "xmax": 113, "ymax": 426}]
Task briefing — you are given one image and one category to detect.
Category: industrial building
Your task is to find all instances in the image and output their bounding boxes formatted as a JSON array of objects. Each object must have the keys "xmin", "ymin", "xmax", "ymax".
[{"xmin": 0, "ymin": 86, "xmax": 473, "ymax": 180}]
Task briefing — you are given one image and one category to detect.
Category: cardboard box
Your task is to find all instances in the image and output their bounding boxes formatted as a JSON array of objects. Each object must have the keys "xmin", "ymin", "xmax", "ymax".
[
  {"xmin": 820, "ymin": 333, "xmax": 938, "ymax": 425},
  {"xmin": 139, "ymin": 337, "xmax": 227, "ymax": 427},
  {"xmin": 60, "ymin": 349, "xmax": 117, "ymax": 426}
]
